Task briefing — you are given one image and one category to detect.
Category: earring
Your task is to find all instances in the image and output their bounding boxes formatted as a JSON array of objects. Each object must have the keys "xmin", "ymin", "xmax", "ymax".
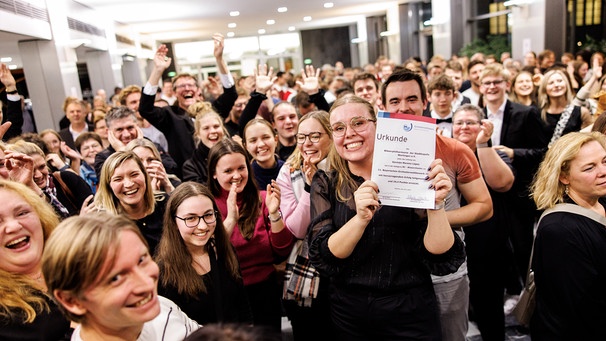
[{"xmin": 565, "ymin": 185, "xmax": 569, "ymax": 195}]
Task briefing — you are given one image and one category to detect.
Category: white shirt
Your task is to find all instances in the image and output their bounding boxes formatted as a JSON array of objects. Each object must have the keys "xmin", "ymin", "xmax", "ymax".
[
  {"xmin": 430, "ymin": 110, "xmax": 453, "ymax": 138},
  {"xmin": 486, "ymin": 100, "xmax": 507, "ymax": 146},
  {"xmin": 461, "ymin": 88, "xmax": 481, "ymax": 106},
  {"xmin": 70, "ymin": 296, "xmax": 200, "ymax": 341}
]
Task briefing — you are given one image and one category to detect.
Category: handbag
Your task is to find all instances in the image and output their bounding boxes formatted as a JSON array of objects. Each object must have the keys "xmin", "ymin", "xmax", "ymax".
[{"xmin": 513, "ymin": 203, "xmax": 606, "ymax": 326}]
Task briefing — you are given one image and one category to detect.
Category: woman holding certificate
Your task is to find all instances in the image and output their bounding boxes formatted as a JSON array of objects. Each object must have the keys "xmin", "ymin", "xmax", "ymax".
[{"xmin": 308, "ymin": 95, "xmax": 465, "ymax": 340}]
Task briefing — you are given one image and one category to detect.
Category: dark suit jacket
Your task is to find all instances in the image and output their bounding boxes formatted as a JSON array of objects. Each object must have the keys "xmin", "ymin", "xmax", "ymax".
[
  {"xmin": 58, "ymin": 124, "xmax": 93, "ymax": 150},
  {"xmin": 485, "ymin": 100, "xmax": 548, "ymax": 196}
]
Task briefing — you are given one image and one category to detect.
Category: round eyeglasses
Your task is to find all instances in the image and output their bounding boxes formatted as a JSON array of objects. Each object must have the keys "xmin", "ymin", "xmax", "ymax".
[
  {"xmin": 175, "ymin": 211, "xmax": 217, "ymax": 228},
  {"xmin": 331, "ymin": 116, "xmax": 376, "ymax": 137},
  {"xmin": 296, "ymin": 132, "xmax": 325, "ymax": 144}
]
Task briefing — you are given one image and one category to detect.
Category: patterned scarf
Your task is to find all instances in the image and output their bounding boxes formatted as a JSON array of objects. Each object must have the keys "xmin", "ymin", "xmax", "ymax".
[{"xmin": 43, "ymin": 176, "xmax": 70, "ymax": 218}]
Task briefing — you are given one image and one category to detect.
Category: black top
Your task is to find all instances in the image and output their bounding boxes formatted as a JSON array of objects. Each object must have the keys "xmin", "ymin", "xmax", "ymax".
[
  {"xmin": 135, "ymin": 193, "xmax": 168, "ymax": 256},
  {"xmin": 543, "ymin": 105, "xmax": 583, "ymax": 141},
  {"xmin": 158, "ymin": 247, "xmax": 253, "ymax": 325},
  {"xmin": 530, "ymin": 198, "xmax": 606, "ymax": 340},
  {"xmin": 182, "ymin": 142, "xmax": 211, "ymax": 184},
  {"xmin": 251, "ymin": 157, "xmax": 284, "ymax": 189},
  {"xmin": 2, "ymin": 96, "xmax": 24, "ymax": 142},
  {"xmin": 51, "ymin": 170, "xmax": 94, "ymax": 217},
  {"xmin": 0, "ymin": 293, "xmax": 72, "ymax": 341},
  {"xmin": 309, "ymin": 169, "xmax": 465, "ymax": 292}
]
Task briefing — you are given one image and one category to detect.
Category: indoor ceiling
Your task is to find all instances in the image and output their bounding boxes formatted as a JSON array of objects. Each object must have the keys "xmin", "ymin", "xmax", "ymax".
[
  {"xmin": 73, "ymin": 0, "xmax": 401, "ymax": 43},
  {"xmin": 0, "ymin": 1, "xmax": 403, "ymax": 69}
]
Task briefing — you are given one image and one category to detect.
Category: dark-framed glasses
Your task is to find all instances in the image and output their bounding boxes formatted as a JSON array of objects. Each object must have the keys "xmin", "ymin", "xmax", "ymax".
[
  {"xmin": 331, "ymin": 116, "xmax": 376, "ymax": 137},
  {"xmin": 175, "ymin": 211, "xmax": 217, "ymax": 227},
  {"xmin": 481, "ymin": 79, "xmax": 505, "ymax": 87},
  {"xmin": 296, "ymin": 132, "xmax": 325, "ymax": 144}
]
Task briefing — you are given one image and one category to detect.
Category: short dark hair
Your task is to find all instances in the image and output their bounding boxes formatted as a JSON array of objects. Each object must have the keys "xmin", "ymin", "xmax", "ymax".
[
  {"xmin": 467, "ymin": 60, "xmax": 486, "ymax": 73},
  {"xmin": 105, "ymin": 106, "xmax": 137, "ymax": 127},
  {"xmin": 381, "ymin": 69, "xmax": 427, "ymax": 106},
  {"xmin": 427, "ymin": 74, "xmax": 456, "ymax": 94},
  {"xmin": 74, "ymin": 132, "xmax": 103, "ymax": 153}
]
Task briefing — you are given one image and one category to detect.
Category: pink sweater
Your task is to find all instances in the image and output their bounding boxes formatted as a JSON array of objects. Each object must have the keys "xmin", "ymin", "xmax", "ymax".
[{"xmin": 215, "ymin": 189, "xmax": 294, "ymax": 286}]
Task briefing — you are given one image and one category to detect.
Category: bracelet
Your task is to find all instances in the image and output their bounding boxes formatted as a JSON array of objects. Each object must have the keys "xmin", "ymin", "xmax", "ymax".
[
  {"xmin": 431, "ymin": 200, "xmax": 445, "ymax": 210},
  {"xmin": 268, "ymin": 211, "xmax": 282, "ymax": 223},
  {"xmin": 59, "ymin": 164, "xmax": 70, "ymax": 171},
  {"xmin": 477, "ymin": 139, "xmax": 492, "ymax": 148}
]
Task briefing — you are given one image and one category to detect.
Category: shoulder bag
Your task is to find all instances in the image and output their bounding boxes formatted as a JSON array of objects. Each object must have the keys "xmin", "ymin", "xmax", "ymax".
[{"xmin": 513, "ymin": 203, "xmax": 606, "ymax": 327}]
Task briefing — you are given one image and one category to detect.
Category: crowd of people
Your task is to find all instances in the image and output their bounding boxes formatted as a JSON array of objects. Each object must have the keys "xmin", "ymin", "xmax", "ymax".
[{"xmin": 2, "ymin": 35, "xmax": 606, "ymax": 340}]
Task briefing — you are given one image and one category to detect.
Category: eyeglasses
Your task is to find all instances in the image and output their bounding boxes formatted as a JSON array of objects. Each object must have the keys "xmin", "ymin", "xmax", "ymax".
[
  {"xmin": 481, "ymin": 79, "xmax": 505, "ymax": 87},
  {"xmin": 453, "ymin": 120, "xmax": 481, "ymax": 127},
  {"xmin": 296, "ymin": 132, "xmax": 325, "ymax": 144},
  {"xmin": 175, "ymin": 211, "xmax": 217, "ymax": 228},
  {"xmin": 331, "ymin": 116, "xmax": 376, "ymax": 137},
  {"xmin": 175, "ymin": 83, "xmax": 198, "ymax": 89}
]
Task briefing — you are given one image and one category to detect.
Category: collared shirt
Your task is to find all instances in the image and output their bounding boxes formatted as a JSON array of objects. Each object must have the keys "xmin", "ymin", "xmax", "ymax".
[
  {"xmin": 486, "ymin": 100, "xmax": 507, "ymax": 146},
  {"xmin": 430, "ymin": 110, "xmax": 453, "ymax": 138}
]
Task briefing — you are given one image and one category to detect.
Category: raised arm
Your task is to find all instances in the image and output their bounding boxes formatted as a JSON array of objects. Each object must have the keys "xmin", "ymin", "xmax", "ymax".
[
  {"xmin": 0, "ymin": 63, "xmax": 23, "ymax": 141},
  {"xmin": 423, "ymin": 159, "xmax": 456, "ymax": 254}
]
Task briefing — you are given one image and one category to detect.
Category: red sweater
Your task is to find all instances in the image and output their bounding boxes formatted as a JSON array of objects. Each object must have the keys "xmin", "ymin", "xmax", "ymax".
[{"xmin": 215, "ymin": 190, "xmax": 294, "ymax": 286}]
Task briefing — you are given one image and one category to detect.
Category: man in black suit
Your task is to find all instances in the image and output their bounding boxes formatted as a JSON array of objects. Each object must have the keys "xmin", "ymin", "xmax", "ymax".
[
  {"xmin": 58, "ymin": 98, "xmax": 93, "ymax": 149},
  {"xmin": 480, "ymin": 63, "xmax": 548, "ymax": 293}
]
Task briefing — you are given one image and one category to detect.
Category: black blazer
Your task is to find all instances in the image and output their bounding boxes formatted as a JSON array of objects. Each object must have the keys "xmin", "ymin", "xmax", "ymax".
[
  {"xmin": 485, "ymin": 100, "xmax": 548, "ymax": 194},
  {"xmin": 58, "ymin": 124, "xmax": 93, "ymax": 150}
]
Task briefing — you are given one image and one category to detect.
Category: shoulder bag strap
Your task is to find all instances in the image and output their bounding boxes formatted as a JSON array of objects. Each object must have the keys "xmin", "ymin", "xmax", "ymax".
[{"xmin": 548, "ymin": 105, "xmax": 575, "ymax": 147}]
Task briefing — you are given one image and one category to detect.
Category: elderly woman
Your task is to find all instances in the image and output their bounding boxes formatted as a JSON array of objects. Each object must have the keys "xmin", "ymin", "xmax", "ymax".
[
  {"xmin": 0, "ymin": 180, "xmax": 71, "ymax": 340},
  {"xmin": 529, "ymin": 131, "xmax": 606, "ymax": 340},
  {"xmin": 42, "ymin": 213, "xmax": 200, "ymax": 341}
]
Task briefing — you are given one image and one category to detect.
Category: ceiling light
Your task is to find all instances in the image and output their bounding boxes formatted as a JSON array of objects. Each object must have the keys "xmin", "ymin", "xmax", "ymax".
[
  {"xmin": 228, "ymin": 23, "xmax": 236, "ymax": 28},
  {"xmin": 288, "ymin": 26, "xmax": 296, "ymax": 31},
  {"xmin": 0, "ymin": 57, "xmax": 12, "ymax": 63},
  {"xmin": 380, "ymin": 30, "xmax": 398, "ymax": 37},
  {"xmin": 227, "ymin": 32, "xmax": 235, "ymax": 38},
  {"xmin": 230, "ymin": 11, "xmax": 240, "ymax": 17},
  {"xmin": 324, "ymin": 3, "xmax": 334, "ymax": 8},
  {"xmin": 258, "ymin": 29, "xmax": 266, "ymax": 34},
  {"xmin": 266, "ymin": 19, "xmax": 275, "ymax": 25},
  {"xmin": 303, "ymin": 16, "xmax": 312, "ymax": 22},
  {"xmin": 278, "ymin": 7, "xmax": 287, "ymax": 13},
  {"xmin": 8, "ymin": 65, "xmax": 17, "ymax": 70},
  {"xmin": 503, "ymin": 0, "xmax": 533, "ymax": 6},
  {"xmin": 351, "ymin": 37, "xmax": 366, "ymax": 44}
]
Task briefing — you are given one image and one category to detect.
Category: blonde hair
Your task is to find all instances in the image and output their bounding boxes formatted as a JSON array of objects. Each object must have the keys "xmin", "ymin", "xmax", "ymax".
[
  {"xmin": 94, "ymin": 151, "xmax": 155, "ymax": 216},
  {"xmin": 531, "ymin": 131, "xmax": 606, "ymax": 209},
  {"xmin": 328, "ymin": 96, "xmax": 376, "ymax": 202},
  {"xmin": 537, "ymin": 69, "xmax": 574, "ymax": 122},
  {"xmin": 42, "ymin": 213, "xmax": 147, "ymax": 323},
  {"xmin": 286, "ymin": 110, "xmax": 335, "ymax": 172},
  {"xmin": 0, "ymin": 180, "xmax": 59, "ymax": 323}
]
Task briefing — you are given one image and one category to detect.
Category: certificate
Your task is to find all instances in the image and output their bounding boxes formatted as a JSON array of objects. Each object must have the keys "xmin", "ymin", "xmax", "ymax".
[{"xmin": 370, "ymin": 111, "xmax": 436, "ymax": 209}]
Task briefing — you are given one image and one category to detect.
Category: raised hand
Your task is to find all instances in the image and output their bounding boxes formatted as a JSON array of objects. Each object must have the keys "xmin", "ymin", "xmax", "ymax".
[
  {"xmin": 265, "ymin": 180, "xmax": 281, "ymax": 215},
  {"xmin": 254, "ymin": 64, "xmax": 276, "ymax": 94},
  {"xmin": 223, "ymin": 183, "xmax": 240, "ymax": 236},
  {"xmin": 296, "ymin": 65, "xmax": 321, "ymax": 95},
  {"xmin": 213, "ymin": 33, "xmax": 225, "ymax": 60},
  {"xmin": 302, "ymin": 151, "xmax": 320, "ymax": 185},
  {"xmin": 476, "ymin": 119, "xmax": 494, "ymax": 145},
  {"xmin": 0, "ymin": 63, "xmax": 17, "ymax": 89},
  {"xmin": 153, "ymin": 44, "xmax": 172, "ymax": 71},
  {"xmin": 146, "ymin": 160, "xmax": 173, "ymax": 193}
]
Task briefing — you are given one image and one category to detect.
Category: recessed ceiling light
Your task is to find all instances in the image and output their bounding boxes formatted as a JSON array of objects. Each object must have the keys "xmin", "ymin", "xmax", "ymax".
[
  {"xmin": 278, "ymin": 7, "xmax": 287, "ymax": 13},
  {"xmin": 258, "ymin": 29, "xmax": 266, "ymax": 34},
  {"xmin": 303, "ymin": 16, "xmax": 312, "ymax": 21},
  {"xmin": 8, "ymin": 65, "xmax": 17, "ymax": 70},
  {"xmin": 230, "ymin": 11, "xmax": 240, "ymax": 17},
  {"xmin": 228, "ymin": 23, "xmax": 237, "ymax": 28},
  {"xmin": 227, "ymin": 32, "xmax": 235, "ymax": 38},
  {"xmin": 0, "ymin": 57, "xmax": 12, "ymax": 63},
  {"xmin": 324, "ymin": 2, "xmax": 334, "ymax": 8},
  {"xmin": 288, "ymin": 26, "xmax": 296, "ymax": 31},
  {"xmin": 266, "ymin": 19, "xmax": 275, "ymax": 25}
]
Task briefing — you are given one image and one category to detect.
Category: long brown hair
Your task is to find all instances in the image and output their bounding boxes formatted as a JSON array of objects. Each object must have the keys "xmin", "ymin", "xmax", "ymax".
[
  {"xmin": 156, "ymin": 182, "xmax": 242, "ymax": 298},
  {"xmin": 208, "ymin": 139, "xmax": 260, "ymax": 240}
]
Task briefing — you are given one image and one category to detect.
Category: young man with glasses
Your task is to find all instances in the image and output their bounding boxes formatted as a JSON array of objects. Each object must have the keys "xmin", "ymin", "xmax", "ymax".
[{"xmin": 382, "ymin": 69, "xmax": 492, "ymax": 341}]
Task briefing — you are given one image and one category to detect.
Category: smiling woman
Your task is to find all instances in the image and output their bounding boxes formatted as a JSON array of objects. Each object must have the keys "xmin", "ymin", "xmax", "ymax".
[
  {"xmin": 42, "ymin": 213, "xmax": 200, "ymax": 341},
  {"xmin": 94, "ymin": 151, "xmax": 167, "ymax": 254}
]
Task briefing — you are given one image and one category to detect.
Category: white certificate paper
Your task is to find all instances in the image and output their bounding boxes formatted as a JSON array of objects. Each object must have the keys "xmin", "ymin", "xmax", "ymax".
[{"xmin": 370, "ymin": 111, "xmax": 436, "ymax": 209}]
